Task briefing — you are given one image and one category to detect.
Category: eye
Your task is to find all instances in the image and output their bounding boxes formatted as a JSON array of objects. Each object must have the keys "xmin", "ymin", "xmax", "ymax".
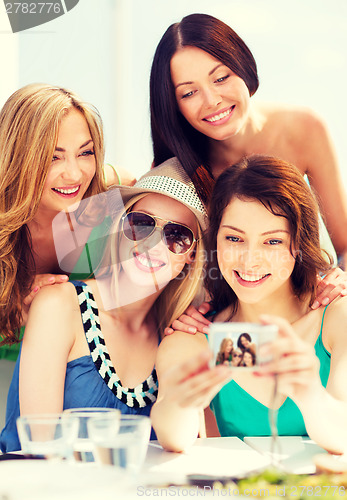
[
  {"xmin": 52, "ymin": 155, "xmax": 60, "ymax": 162},
  {"xmin": 215, "ymin": 75, "xmax": 230, "ymax": 83},
  {"xmin": 80, "ymin": 149, "xmax": 95, "ymax": 157},
  {"xmin": 226, "ymin": 235, "xmax": 242, "ymax": 243},
  {"xmin": 266, "ymin": 239, "xmax": 283, "ymax": 246},
  {"xmin": 181, "ymin": 90, "xmax": 196, "ymax": 99}
]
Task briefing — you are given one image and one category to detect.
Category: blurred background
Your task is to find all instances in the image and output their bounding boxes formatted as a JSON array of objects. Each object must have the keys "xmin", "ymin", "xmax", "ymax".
[
  {"xmin": 0, "ymin": 0, "xmax": 346, "ymax": 185},
  {"xmin": 0, "ymin": 0, "xmax": 346, "ymax": 426}
]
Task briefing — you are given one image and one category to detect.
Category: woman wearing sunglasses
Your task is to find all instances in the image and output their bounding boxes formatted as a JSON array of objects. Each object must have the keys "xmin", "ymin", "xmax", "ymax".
[{"xmin": 0, "ymin": 157, "xmax": 230, "ymax": 452}]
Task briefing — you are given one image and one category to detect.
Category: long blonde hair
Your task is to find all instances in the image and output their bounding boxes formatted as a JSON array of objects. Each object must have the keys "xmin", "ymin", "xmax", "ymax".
[
  {"xmin": 97, "ymin": 193, "xmax": 205, "ymax": 338},
  {"xmin": 0, "ymin": 83, "xmax": 106, "ymax": 345}
]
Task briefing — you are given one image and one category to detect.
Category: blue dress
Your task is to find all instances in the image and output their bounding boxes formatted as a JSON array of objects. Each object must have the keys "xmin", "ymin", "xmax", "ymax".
[{"xmin": 0, "ymin": 281, "xmax": 158, "ymax": 452}]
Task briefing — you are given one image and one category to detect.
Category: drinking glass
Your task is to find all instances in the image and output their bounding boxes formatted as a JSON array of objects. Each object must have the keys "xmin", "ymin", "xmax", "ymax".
[
  {"xmin": 62, "ymin": 407, "xmax": 121, "ymax": 463},
  {"xmin": 88, "ymin": 414, "xmax": 151, "ymax": 481},
  {"xmin": 16, "ymin": 414, "xmax": 79, "ymax": 461}
]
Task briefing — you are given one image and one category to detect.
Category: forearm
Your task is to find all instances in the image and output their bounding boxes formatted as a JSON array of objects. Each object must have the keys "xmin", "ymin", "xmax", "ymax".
[
  {"xmin": 152, "ymin": 333, "xmax": 229, "ymax": 452},
  {"xmin": 151, "ymin": 397, "xmax": 200, "ymax": 453},
  {"xmin": 295, "ymin": 385, "xmax": 347, "ymax": 454}
]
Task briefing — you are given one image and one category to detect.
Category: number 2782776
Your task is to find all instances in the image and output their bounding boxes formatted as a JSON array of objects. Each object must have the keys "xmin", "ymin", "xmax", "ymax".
[{"xmin": 5, "ymin": 3, "xmax": 62, "ymax": 14}]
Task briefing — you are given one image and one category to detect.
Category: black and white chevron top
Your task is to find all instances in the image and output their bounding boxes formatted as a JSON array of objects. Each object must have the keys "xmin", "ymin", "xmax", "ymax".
[{"xmin": 71, "ymin": 280, "xmax": 158, "ymax": 409}]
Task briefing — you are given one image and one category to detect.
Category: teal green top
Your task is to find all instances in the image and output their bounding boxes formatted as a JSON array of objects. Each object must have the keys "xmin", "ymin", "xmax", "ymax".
[
  {"xmin": 211, "ymin": 306, "xmax": 331, "ymax": 438},
  {"xmin": 0, "ymin": 216, "xmax": 112, "ymax": 361}
]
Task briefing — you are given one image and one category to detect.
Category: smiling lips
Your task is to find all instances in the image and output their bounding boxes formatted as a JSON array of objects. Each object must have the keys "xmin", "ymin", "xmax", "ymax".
[
  {"xmin": 133, "ymin": 251, "xmax": 166, "ymax": 272},
  {"xmin": 235, "ymin": 270, "xmax": 270, "ymax": 287},
  {"xmin": 203, "ymin": 105, "xmax": 235, "ymax": 125},
  {"xmin": 52, "ymin": 185, "xmax": 81, "ymax": 197}
]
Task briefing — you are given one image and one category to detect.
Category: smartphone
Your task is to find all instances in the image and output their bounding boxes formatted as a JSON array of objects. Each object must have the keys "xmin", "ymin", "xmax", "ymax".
[{"xmin": 208, "ymin": 322, "xmax": 278, "ymax": 370}]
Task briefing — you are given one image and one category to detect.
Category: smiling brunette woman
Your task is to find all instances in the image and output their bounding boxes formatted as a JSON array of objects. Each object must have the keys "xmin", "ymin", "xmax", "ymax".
[
  {"xmin": 150, "ymin": 13, "xmax": 347, "ymax": 267},
  {"xmin": 151, "ymin": 156, "xmax": 347, "ymax": 454}
]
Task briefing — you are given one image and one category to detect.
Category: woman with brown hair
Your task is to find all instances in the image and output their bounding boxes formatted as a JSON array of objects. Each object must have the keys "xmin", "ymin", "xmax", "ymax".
[
  {"xmin": 150, "ymin": 13, "xmax": 347, "ymax": 270},
  {"xmin": 152, "ymin": 155, "xmax": 347, "ymax": 454}
]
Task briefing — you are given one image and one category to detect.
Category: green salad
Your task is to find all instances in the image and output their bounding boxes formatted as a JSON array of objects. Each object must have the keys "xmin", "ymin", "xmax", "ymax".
[{"xmin": 234, "ymin": 468, "xmax": 347, "ymax": 499}]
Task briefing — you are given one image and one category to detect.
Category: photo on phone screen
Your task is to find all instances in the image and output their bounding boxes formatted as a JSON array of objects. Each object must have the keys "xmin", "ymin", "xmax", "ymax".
[{"xmin": 208, "ymin": 323, "xmax": 278, "ymax": 369}]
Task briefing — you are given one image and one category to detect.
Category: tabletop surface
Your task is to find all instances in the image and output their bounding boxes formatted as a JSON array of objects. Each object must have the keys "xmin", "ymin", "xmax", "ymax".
[
  {"xmin": 0, "ymin": 436, "xmax": 336, "ymax": 500},
  {"xmin": 244, "ymin": 436, "xmax": 327, "ymax": 475}
]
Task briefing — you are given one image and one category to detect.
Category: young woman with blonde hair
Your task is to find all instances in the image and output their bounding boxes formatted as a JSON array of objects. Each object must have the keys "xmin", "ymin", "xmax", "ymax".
[
  {"xmin": 0, "ymin": 83, "xmax": 134, "ymax": 360},
  {"xmin": 0, "ymin": 158, "xmax": 230, "ymax": 452},
  {"xmin": 215, "ymin": 337, "xmax": 234, "ymax": 366}
]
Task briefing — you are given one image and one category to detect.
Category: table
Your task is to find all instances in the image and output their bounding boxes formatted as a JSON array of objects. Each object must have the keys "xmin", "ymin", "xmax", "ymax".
[
  {"xmin": 244, "ymin": 436, "xmax": 328, "ymax": 474},
  {"xmin": 0, "ymin": 437, "xmax": 339, "ymax": 500},
  {"xmin": 143, "ymin": 437, "xmax": 272, "ymax": 485}
]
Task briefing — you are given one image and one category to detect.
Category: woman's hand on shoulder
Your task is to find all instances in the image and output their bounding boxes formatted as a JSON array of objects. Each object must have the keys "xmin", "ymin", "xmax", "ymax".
[
  {"xmin": 164, "ymin": 302, "xmax": 212, "ymax": 335},
  {"xmin": 22, "ymin": 274, "xmax": 69, "ymax": 325},
  {"xmin": 311, "ymin": 268, "xmax": 347, "ymax": 310}
]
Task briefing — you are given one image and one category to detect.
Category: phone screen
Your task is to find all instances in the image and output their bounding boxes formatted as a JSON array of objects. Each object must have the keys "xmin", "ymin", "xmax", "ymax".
[{"xmin": 208, "ymin": 322, "xmax": 278, "ymax": 370}]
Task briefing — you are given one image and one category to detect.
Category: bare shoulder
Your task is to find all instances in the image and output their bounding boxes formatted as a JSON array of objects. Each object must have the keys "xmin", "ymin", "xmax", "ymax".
[
  {"xmin": 258, "ymin": 102, "xmax": 325, "ymax": 131},
  {"xmin": 29, "ymin": 281, "xmax": 79, "ymax": 316},
  {"xmin": 157, "ymin": 332, "xmax": 208, "ymax": 370},
  {"xmin": 284, "ymin": 106, "xmax": 328, "ymax": 140},
  {"xmin": 159, "ymin": 331, "xmax": 208, "ymax": 353},
  {"xmin": 23, "ymin": 282, "xmax": 81, "ymax": 354},
  {"xmin": 322, "ymin": 296, "xmax": 347, "ymax": 347},
  {"xmin": 256, "ymin": 102, "xmax": 331, "ymax": 168}
]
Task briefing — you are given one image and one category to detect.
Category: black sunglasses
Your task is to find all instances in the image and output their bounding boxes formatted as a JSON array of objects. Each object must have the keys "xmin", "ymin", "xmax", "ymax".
[{"xmin": 121, "ymin": 211, "xmax": 197, "ymax": 255}]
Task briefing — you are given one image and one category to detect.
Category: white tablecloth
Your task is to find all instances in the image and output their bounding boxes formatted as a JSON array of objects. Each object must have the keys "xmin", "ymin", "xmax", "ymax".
[{"xmin": 0, "ymin": 436, "xmax": 333, "ymax": 499}]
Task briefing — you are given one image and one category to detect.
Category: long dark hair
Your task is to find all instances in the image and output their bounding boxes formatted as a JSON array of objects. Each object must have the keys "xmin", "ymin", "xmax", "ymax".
[
  {"xmin": 237, "ymin": 333, "xmax": 252, "ymax": 351},
  {"xmin": 150, "ymin": 13, "xmax": 259, "ymax": 202},
  {"xmin": 205, "ymin": 155, "xmax": 331, "ymax": 317}
]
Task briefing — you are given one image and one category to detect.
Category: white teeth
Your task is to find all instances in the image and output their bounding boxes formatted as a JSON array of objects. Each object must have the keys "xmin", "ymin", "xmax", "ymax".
[
  {"xmin": 237, "ymin": 272, "xmax": 267, "ymax": 282},
  {"xmin": 54, "ymin": 186, "xmax": 79, "ymax": 195},
  {"xmin": 205, "ymin": 108, "xmax": 232, "ymax": 123},
  {"xmin": 136, "ymin": 253, "xmax": 164, "ymax": 268}
]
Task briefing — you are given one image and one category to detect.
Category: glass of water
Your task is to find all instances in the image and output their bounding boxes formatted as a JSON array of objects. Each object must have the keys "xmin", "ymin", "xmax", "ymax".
[
  {"xmin": 88, "ymin": 414, "xmax": 151, "ymax": 481},
  {"xmin": 62, "ymin": 407, "xmax": 121, "ymax": 463},
  {"xmin": 16, "ymin": 414, "xmax": 79, "ymax": 461}
]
